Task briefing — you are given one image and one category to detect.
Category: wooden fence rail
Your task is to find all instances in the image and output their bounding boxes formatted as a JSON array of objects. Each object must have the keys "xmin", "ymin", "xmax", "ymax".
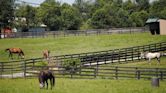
[{"xmin": 1, "ymin": 64, "xmax": 165, "ymax": 80}]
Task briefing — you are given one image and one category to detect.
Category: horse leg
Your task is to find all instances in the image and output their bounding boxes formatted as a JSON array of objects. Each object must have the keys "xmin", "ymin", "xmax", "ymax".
[
  {"xmin": 18, "ymin": 53, "xmax": 20, "ymax": 59},
  {"xmin": 45, "ymin": 80, "xmax": 48, "ymax": 89},
  {"xmin": 9, "ymin": 53, "xmax": 13, "ymax": 60},
  {"xmin": 157, "ymin": 57, "xmax": 160, "ymax": 64},
  {"xmin": 18, "ymin": 53, "xmax": 22, "ymax": 59},
  {"xmin": 50, "ymin": 78, "xmax": 53, "ymax": 89},
  {"xmin": 148, "ymin": 58, "xmax": 151, "ymax": 65}
]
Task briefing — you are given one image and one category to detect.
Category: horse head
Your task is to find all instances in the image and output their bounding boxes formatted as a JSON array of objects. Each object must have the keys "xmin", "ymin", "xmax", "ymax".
[
  {"xmin": 38, "ymin": 71, "xmax": 45, "ymax": 89},
  {"xmin": 140, "ymin": 52, "xmax": 145, "ymax": 59},
  {"xmin": 5, "ymin": 48, "xmax": 10, "ymax": 52},
  {"xmin": 20, "ymin": 51, "xmax": 25, "ymax": 59}
]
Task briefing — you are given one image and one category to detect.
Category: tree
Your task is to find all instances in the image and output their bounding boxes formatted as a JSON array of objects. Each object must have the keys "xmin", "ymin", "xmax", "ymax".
[
  {"xmin": 130, "ymin": 10, "xmax": 148, "ymax": 27},
  {"xmin": 61, "ymin": 3, "xmax": 82, "ymax": 30},
  {"xmin": 90, "ymin": 8, "xmax": 111, "ymax": 29},
  {"xmin": 149, "ymin": 0, "xmax": 166, "ymax": 18},
  {"xmin": 15, "ymin": 4, "xmax": 38, "ymax": 31},
  {"xmin": 135, "ymin": 0, "xmax": 150, "ymax": 11},
  {"xmin": 0, "ymin": 0, "xmax": 15, "ymax": 27},
  {"xmin": 39, "ymin": 0, "xmax": 61, "ymax": 30}
]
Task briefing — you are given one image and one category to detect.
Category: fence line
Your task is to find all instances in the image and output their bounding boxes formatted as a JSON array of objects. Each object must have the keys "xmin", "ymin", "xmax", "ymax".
[
  {"xmin": 1, "ymin": 64, "xmax": 166, "ymax": 80},
  {"xmin": 0, "ymin": 42, "xmax": 166, "ymax": 79},
  {"xmin": 0, "ymin": 27, "xmax": 147, "ymax": 38}
]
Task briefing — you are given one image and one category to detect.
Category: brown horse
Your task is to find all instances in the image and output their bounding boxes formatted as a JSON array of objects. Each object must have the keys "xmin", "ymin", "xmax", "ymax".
[
  {"xmin": 5, "ymin": 48, "xmax": 25, "ymax": 59},
  {"xmin": 38, "ymin": 70, "xmax": 55, "ymax": 89},
  {"xmin": 43, "ymin": 49, "xmax": 50, "ymax": 60}
]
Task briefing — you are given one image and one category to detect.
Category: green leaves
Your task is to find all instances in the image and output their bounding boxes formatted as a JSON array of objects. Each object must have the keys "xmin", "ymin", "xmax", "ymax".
[
  {"xmin": 12, "ymin": 0, "xmax": 166, "ymax": 30},
  {"xmin": 90, "ymin": 8, "xmax": 111, "ymax": 29},
  {"xmin": 0, "ymin": 0, "xmax": 15, "ymax": 26}
]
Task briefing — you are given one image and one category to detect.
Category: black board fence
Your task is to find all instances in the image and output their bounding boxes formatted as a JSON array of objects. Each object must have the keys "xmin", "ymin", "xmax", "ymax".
[
  {"xmin": 0, "ymin": 42, "xmax": 166, "ymax": 79},
  {"xmin": 24, "ymin": 65, "xmax": 166, "ymax": 80},
  {"xmin": 1, "ymin": 63, "xmax": 166, "ymax": 80}
]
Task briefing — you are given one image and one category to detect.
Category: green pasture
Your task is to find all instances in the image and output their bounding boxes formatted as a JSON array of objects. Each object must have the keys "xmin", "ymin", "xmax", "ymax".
[
  {"xmin": 0, "ymin": 32, "xmax": 166, "ymax": 61},
  {"xmin": 0, "ymin": 78, "xmax": 166, "ymax": 93}
]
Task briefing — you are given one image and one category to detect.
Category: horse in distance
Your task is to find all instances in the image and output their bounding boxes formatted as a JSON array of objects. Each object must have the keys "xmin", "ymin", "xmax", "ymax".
[
  {"xmin": 43, "ymin": 49, "xmax": 50, "ymax": 60},
  {"xmin": 38, "ymin": 70, "xmax": 55, "ymax": 89},
  {"xmin": 5, "ymin": 48, "xmax": 25, "ymax": 59},
  {"xmin": 140, "ymin": 52, "xmax": 161, "ymax": 64}
]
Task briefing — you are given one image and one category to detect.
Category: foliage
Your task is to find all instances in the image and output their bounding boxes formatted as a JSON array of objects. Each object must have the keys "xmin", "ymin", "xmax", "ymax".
[
  {"xmin": 0, "ymin": 0, "xmax": 15, "ymax": 27},
  {"xmin": 90, "ymin": 8, "xmax": 111, "ymax": 29},
  {"xmin": 62, "ymin": 58, "xmax": 81, "ymax": 71},
  {"xmin": 15, "ymin": 5, "xmax": 38, "ymax": 30},
  {"xmin": 12, "ymin": 0, "xmax": 166, "ymax": 30},
  {"xmin": 61, "ymin": 3, "xmax": 82, "ymax": 30}
]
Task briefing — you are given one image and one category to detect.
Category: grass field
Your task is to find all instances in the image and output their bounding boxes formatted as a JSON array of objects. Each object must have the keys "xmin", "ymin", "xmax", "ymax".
[
  {"xmin": 0, "ymin": 78, "xmax": 166, "ymax": 93},
  {"xmin": 0, "ymin": 33, "xmax": 166, "ymax": 93},
  {"xmin": 0, "ymin": 32, "xmax": 166, "ymax": 61}
]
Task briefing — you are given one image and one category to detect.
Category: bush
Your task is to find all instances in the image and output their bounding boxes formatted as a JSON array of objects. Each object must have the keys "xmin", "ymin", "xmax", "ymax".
[{"xmin": 62, "ymin": 58, "xmax": 81, "ymax": 72}]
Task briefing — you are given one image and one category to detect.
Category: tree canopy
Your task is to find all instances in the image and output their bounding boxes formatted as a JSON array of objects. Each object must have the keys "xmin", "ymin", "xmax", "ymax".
[
  {"xmin": 1, "ymin": 0, "xmax": 166, "ymax": 31},
  {"xmin": 0, "ymin": 0, "xmax": 15, "ymax": 27}
]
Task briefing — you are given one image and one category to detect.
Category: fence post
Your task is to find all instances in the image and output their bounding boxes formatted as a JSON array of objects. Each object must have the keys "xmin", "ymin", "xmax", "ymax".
[
  {"xmin": 32, "ymin": 59, "xmax": 35, "ymax": 71},
  {"xmin": 79, "ymin": 66, "xmax": 82, "ymax": 76},
  {"xmin": 118, "ymin": 50, "xmax": 121, "ymax": 63},
  {"xmin": 136, "ymin": 70, "xmax": 141, "ymax": 80},
  {"xmin": 115, "ymin": 66, "xmax": 118, "ymax": 79},
  {"xmin": 160, "ymin": 71, "xmax": 163, "ymax": 80},
  {"xmin": 156, "ymin": 68, "xmax": 159, "ymax": 77},
  {"xmin": 11, "ymin": 63, "xmax": 13, "ymax": 78},
  {"xmin": 137, "ymin": 46, "xmax": 140, "ymax": 60},
  {"xmin": 132, "ymin": 48, "xmax": 133, "ymax": 61},
  {"xmin": 154, "ymin": 44, "xmax": 157, "ymax": 52},
  {"xmin": 111, "ymin": 50, "xmax": 114, "ymax": 63},
  {"xmin": 53, "ymin": 32, "xmax": 56, "ymax": 38},
  {"xmin": 0, "ymin": 63, "xmax": 3, "ymax": 78},
  {"xmin": 70, "ymin": 68, "xmax": 73, "ymax": 79},
  {"xmin": 125, "ymin": 48, "xmax": 127, "ymax": 62},
  {"xmin": 23, "ymin": 61, "xmax": 26, "ymax": 78},
  {"xmin": 94, "ymin": 68, "xmax": 97, "ymax": 78},
  {"xmin": 135, "ymin": 67, "xmax": 140, "ymax": 80},
  {"xmin": 148, "ymin": 45, "xmax": 151, "ymax": 52}
]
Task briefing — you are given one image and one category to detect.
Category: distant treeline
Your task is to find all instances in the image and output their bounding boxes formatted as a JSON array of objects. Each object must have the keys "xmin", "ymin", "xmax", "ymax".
[{"xmin": 1, "ymin": 0, "xmax": 166, "ymax": 31}]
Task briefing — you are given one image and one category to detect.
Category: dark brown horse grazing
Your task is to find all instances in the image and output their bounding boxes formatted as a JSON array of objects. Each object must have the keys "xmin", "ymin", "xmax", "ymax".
[
  {"xmin": 5, "ymin": 48, "xmax": 25, "ymax": 59},
  {"xmin": 43, "ymin": 49, "xmax": 50, "ymax": 60},
  {"xmin": 38, "ymin": 70, "xmax": 55, "ymax": 89}
]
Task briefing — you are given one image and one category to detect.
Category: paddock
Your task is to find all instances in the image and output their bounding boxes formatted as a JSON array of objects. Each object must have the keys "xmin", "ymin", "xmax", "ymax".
[{"xmin": 0, "ymin": 33, "xmax": 166, "ymax": 93}]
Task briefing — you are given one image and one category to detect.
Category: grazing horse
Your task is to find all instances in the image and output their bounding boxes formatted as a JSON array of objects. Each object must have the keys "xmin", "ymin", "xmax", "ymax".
[
  {"xmin": 38, "ymin": 70, "xmax": 55, "ymax": 89},
  {"xmin": 5, "ymin": 48, "xmax": 25, "ymax": 59},
  {"xmin": 43, "ymin": 49, "xmax": 50, "ymax": 60},
  {"xmin": 140, "ymin": 52, "xmax": 161, "ymax": 64}
]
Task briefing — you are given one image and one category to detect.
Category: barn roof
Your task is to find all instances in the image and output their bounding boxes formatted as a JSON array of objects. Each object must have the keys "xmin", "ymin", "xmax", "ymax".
[{"xmin": 146, "ymin": 18, "xmax": 159, "ymax": 24}]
